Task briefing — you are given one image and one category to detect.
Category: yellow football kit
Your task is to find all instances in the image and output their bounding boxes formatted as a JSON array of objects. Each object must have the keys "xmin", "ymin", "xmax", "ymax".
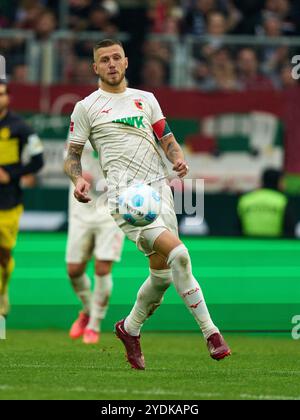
[
  {"xmin": 0, "ymin": 204, "xmax": 24, "ymax": 250},
  {"xmin": 0, "ymin": 110, "xmax": 43, "ymax": 314}
]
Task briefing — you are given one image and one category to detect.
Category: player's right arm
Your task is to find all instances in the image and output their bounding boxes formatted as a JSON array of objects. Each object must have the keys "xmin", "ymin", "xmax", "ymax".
[
  {"xmin": 64, "ymin": 102, "xmax": 92, "ymax": 203},
  {"xmin": 64, "ymin": 143, "xmax": 91, "ymax": 203}
]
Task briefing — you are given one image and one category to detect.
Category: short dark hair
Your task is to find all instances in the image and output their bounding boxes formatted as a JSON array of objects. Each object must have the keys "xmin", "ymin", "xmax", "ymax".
[
  {"xmin": 93, "ymin": 39, "xmax": 124, "ymax": 56},
  {"xmin": 262, "ymin": 168, "xmax": 283, "ymax": 190}
]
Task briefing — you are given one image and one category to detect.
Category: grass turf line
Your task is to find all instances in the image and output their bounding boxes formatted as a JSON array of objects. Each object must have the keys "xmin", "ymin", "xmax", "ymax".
[{"xmin": 0, "ymin": 330, "xmax": 300, "ymax": 400}]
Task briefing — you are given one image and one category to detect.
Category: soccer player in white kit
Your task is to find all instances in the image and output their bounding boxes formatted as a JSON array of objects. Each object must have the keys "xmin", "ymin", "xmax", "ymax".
[
  {"xmin": 64, "ymin": 39, "xmax": 231, "ymax": 368},
  {"xmin": 66, "ymin": 141, "xmax": 124, "ymax": 344}
]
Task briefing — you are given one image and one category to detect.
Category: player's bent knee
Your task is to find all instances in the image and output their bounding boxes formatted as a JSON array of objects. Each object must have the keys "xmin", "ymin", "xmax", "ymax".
[
  {"xmin": 167, "ymin": 244, "xmax": 191, "ymax": 271},
  {"xmin": 149, "ymin": 252, "xmax": 169, "ymax": 270},
  {"xmin": 152, "ymin": 229, "xmax": 183, "ymax": 259},
  {"xmin": 67, "ymin": 263, "xmax": 86, "ymax": 279},
  {"xmin": 95, "ymin": 260, "xmax": 113, "ymax": 277}
]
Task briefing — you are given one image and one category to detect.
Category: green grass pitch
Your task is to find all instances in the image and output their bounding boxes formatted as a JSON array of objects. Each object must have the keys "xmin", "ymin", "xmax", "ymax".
[{"xmin": 1, "ymin": 330, "xmax": 299, "ymax": 400}]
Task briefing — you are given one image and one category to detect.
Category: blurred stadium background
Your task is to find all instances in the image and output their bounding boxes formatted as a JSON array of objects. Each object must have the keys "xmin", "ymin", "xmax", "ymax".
[{"xmin": 1, "ymin": 0, "xmax": 300, "ymax": 334}]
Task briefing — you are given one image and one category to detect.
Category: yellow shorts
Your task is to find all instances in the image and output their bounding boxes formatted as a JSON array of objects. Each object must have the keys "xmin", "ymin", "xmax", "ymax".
[{"xmin": 0, "ymin": 205, "xmax": 23, "ymax": 250}]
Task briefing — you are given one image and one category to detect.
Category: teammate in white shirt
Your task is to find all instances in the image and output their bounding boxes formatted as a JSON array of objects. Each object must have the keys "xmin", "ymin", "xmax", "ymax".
[
  {"xmin": 64, "ymin": 39, "xmax": 231, "ymax": 368},
  {"xmin": 66, "ymin": 141, "xmax": 124, "ymax": 344}
]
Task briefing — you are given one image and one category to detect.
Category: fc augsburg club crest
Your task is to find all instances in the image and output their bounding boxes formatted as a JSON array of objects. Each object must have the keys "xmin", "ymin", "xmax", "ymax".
[{"xmin": 134, "ymin": 99, "xmax": 143, "ymax": 110}]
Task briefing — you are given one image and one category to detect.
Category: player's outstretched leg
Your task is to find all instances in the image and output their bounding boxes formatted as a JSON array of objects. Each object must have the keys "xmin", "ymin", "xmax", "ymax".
[
  {"xmin": 155, "ymin": 231, "xmax": 231, "ymax": 361},
  {"xmin": 84, "ymin": 268, "xmax": 113, "ymax": 345},
  {"xmin": 68, "ymin": 263, "xmax": 92, "ymax": 339},
  {"xmin": 115, "ymin": 264, "xmax": 172, "ymax": 369}
]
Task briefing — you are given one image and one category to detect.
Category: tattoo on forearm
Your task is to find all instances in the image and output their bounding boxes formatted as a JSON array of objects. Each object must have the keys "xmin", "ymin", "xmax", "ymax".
[
  {"xmin": 64, "ymin": 144, "xmax": 83, "ymax": 184},
  {"xmin": 166, "ymin": 140, "xmax": 183, "ymax": 163}
]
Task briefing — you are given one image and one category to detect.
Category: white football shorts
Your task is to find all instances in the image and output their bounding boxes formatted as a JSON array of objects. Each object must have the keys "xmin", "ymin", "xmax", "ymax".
[
  {"xmin": 113, "ymin": 183, "xmax": 179, "ymax": 257},
  {"xmin": 66, "ymin": 217, "xmax": 125, "ymax": 264}
]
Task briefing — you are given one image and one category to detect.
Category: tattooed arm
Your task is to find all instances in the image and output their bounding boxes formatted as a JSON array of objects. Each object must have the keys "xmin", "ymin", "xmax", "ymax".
[
  {"xmin": 64, "ymin": 143, "xmax": 91, "ymax": 203},
  {"xmin": 64, "ymin": 143, "xmax": 83, "ymax": 184},
  {"xmin": 160, "ymin": 134, "xmax": 189, "ymax": 178}
]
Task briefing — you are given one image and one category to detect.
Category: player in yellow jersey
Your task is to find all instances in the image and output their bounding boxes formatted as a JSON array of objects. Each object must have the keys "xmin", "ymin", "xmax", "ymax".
[{"xmin": 0, "ymin": 81, "xmax": 44, "ymax": 316}]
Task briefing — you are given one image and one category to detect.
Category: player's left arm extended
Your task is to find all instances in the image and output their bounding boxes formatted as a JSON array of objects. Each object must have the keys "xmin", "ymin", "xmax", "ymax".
[{"xmin": 158, "ymin": 131, "xmax": 189, "ymax": 178}]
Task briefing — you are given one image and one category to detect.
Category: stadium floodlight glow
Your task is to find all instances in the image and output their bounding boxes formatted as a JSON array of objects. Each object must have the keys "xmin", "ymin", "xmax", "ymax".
[
  {"xmin": 0, "ymin": 55, "xmax": 6, "ymax": 80},
  {"xmin": 0, "ymin": 316, "xmax": 6, "ymax": 340}
]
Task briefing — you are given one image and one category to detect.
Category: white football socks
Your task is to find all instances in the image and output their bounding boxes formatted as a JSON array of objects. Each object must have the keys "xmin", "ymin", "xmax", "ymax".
[
  {"xmin": 70, "ymin": 273, "xmax": 92, "ymax": 315},
  {"xmin": 87, "ymin": 273, "xmax": 113, "ymax": 332},
  {"xmin": 124, "ymin": 269, "xmax": 173, "ymax": 336},
  {"xmin": 167, "ymin": 244, "xmax": 219, "ymax": 339}
]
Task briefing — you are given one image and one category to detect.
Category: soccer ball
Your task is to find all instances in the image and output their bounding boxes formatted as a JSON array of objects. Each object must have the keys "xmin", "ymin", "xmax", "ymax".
[{"xmin": 118, "ymin": 183, "xmax": 161, "ymax": 226}]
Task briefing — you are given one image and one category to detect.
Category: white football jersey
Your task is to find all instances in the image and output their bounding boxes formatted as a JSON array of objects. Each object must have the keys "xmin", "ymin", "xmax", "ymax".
[
  {"xmin": 68, "ymin": 141, "xmax": 112, "ymax": 225},
  {"xmin": 68, "ymin": 87, "xmax": 168, "ymax": 209}
]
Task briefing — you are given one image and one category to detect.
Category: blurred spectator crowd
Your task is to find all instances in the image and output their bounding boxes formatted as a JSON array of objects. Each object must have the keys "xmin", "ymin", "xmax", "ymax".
[{"xmin": 1, "ymin": 0, "xmax": 300, "ymax": 89}]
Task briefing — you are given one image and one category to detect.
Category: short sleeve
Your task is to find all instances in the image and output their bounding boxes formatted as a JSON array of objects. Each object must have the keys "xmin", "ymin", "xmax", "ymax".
[
  {"xmin": 149, "ymin": 93, "xmax": 165, "ymax": 125},
  {"xmin": 27, "ymin": 133, "xmax": 44, "ymax": 156},
  {"xmin": 68, "ymin": 101, "xmax": 91, "ymax": 145}
]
